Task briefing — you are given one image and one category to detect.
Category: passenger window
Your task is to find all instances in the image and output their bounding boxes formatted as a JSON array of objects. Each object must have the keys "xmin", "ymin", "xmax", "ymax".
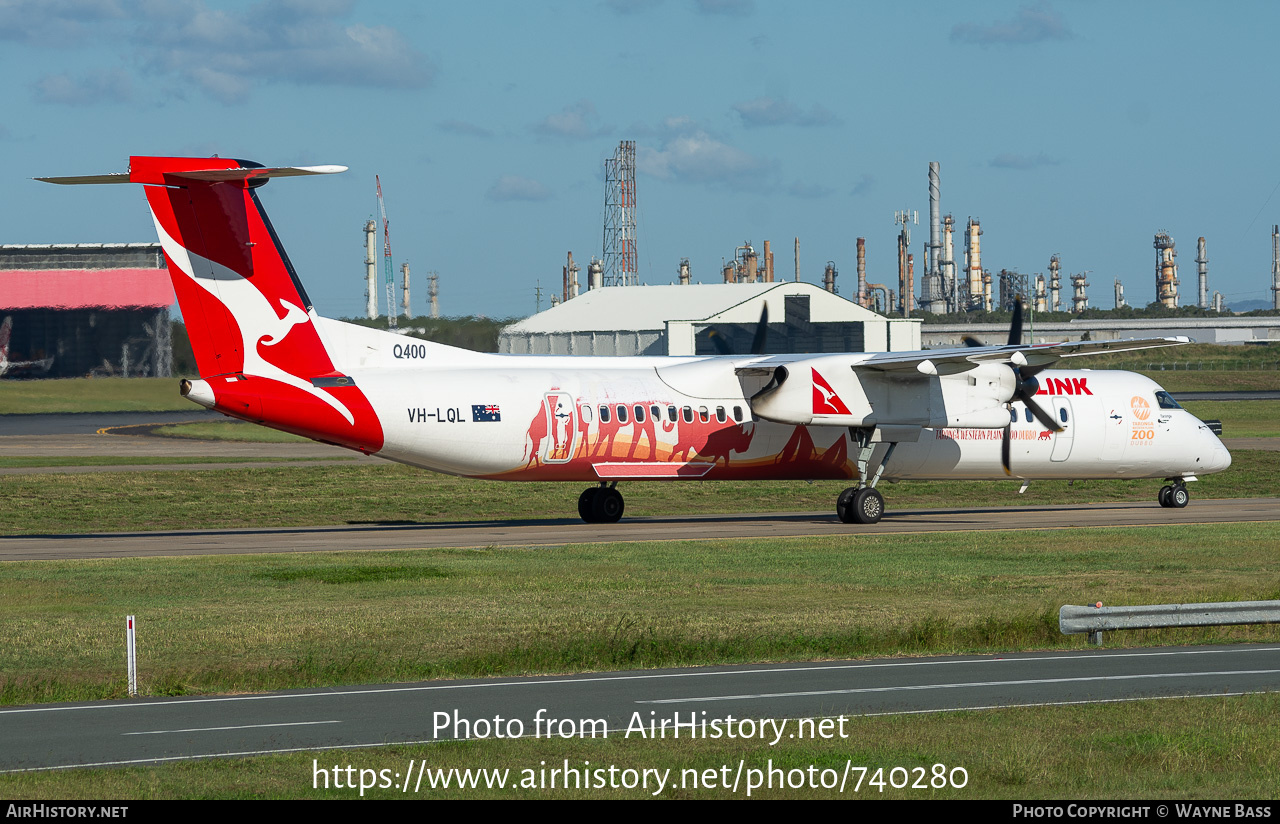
[
  {"xmin": 733, "ymin": 406, "xmax": 743, "ymax": 422},
  {"xmin": 668, "ymin": 405, "xmax": 678, "ymax": 422},
  {"xmin": 1024, "ymin": 408, "xmax": 1033, "ymax": 423},
  {"xmin": 581, "ymin": 404, "xmax": 593, "ymax": 424},
  {"xmin": 699, "ymin": 406, "xmax": 709, "ymax": 423},
  {"xmin": 651, "ymin": 405, "xmax": 661, "ymax": 421},
  {"xmin": 634, "ymin": 405, "xmax": 646, "ymax": 423},
  {"xmin": 617, "ymin": 404, "xmax": 628, "ymax": 424},
  {"xmin": 682, "ymin": 406, "xmax": 693, "ymax": 423},
  {"xmin": 1010, "ymin": 408, "xmax": 1018, "ymax": 423},
  {"xmin": 599, "ymin": 405, "xmax": 610, "ymax": 423},
  {"xmin": 716, "ymin": 406, "xmax": 726, "ymax": 423},
  {"xmin": 1059, "ymin": 407, "xmax": 1069, "ymax": 423}
]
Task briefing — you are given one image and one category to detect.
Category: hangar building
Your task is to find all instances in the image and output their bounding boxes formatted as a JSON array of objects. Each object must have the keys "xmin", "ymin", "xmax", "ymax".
[
  {"xmin": 0, "ymin": 243, "xmax": 174, "ymax": 378},
  {"xmin": 499, "ymin": 282, "xmax": 921, "ymax": 356}
]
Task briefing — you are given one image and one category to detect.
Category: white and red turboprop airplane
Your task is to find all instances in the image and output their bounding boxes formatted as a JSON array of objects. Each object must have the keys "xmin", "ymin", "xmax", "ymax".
[{"xmin": 40, "ymin": 157, "xmax": 1231, "ymax": 524}]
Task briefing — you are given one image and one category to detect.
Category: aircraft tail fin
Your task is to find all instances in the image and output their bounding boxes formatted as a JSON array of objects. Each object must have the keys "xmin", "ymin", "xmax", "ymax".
[{"xmin": 40, "ymin": 157, "xmax": 383, "ymax": 452}]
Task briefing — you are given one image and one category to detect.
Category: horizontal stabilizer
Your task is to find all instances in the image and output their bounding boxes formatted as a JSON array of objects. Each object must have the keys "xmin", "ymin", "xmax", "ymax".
[
  {"xmin": 35, "ymin": 173, "xmax": 131, "ymax": 185},
  {"xmin": 37, "ymin": 162, "xmax": 346, "ymax": 186}
]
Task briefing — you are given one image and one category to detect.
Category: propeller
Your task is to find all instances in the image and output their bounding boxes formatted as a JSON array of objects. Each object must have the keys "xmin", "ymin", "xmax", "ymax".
[
  {"xmin": 965, "ymin": 297, "xmax": 1063, "ymax": 475},
  {"xmin": 749, "ymin": 302, "xmax": 769, "ymax": 355},
  {"xmin": 704, "ymin": 302, "xmax": 769, "ymax": 356}
]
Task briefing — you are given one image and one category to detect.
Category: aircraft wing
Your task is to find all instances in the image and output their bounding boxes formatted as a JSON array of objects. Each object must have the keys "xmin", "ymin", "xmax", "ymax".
[
  {"xmin": 735, "ymin": 336, "xmax": 1190, "ymax": 378},
  {"xmin": 733, "ymin": 335, "xmax": 1191, "ymax": 430}
]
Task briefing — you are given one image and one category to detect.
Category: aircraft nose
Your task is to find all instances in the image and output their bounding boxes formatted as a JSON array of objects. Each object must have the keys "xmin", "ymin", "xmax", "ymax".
[
  {"xmin": 1206, "ymin": 442, "xmax": 1232, "ymax": 473},
  {"xmin": 1195, "ymin": 423, "xmax": 1231, "ymax": 473}
]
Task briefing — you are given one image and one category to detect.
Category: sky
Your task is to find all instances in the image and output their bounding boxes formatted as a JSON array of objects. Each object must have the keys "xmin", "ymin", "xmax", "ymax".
[{"xmin": 3, "ymin": 0, "xmax": 1279, "ymax": 320}]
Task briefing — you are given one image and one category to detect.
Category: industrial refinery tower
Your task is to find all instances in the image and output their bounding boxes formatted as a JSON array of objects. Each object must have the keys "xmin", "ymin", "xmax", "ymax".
[{"xmin": 602, "ymin": 140, "xmax": 638, "ymax": 286}]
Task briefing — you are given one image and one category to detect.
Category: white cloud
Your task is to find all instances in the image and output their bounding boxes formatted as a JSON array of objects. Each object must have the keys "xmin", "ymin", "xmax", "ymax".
[
  {"xmin": 989, "ymin": 152, "xmax": 1060, "ymax": 170},
  {"xmin": 132, "ymin": 0, "xmax": 433, "ymax": 103},
  {"xmin": 487, "ymin": 175, "xmax": 551, "ymax": 202},
  {"xmin": 732, "ymin": 96, "xmax": 838, "ymax": 128},
  {"xmin": 532, "ymin": 100, "xmax": 611, "ymax": 140},
  {"xmin": 786, "ymin": 182, "xmax": 834, "ymax": 199},
  {"xmin": 33, "ymin": 68, "xmax": 133, "ymax": 105},
  {"xmin": 439, "ymin": 120, "xmax": 494, "ymax": 138},
  {"xmin": 694, "ymin": 0, "xmax": 754, "ymax": 17},
  {"xmin": 637, "ymin": 128, "xmax": 772, "ymax": 188},
  {"xmin": 0, "ymin": 0, "xmax": 126, "ymax": 45},
  {"xmin": 604, "ymin": 0, "xmax": 663, "ymax": 13},
  {"xmin": 952, "ymin": 2, "xmax": 1072, "ymax": 46}
]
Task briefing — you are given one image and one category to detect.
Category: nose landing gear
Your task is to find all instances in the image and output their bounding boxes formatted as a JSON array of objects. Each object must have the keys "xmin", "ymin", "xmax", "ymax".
[{"xmin": 1158, "ymin": 482, "xmax": 1189, "ymax": 509}]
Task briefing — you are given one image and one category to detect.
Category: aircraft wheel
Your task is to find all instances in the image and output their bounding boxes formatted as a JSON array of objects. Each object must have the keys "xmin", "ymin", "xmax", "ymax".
[
  {"xmin": 1158, "ymin": 485, "xmax": 1173, "ymax": 508},
  {"xmin": 578, "ymin": 488, "xmax": 598, "ymax": 523},
  {"xmin": 836, "ymin": 487, "xmax": 859, "ymax": 524},
  {"xmin": 1170, "ymin": 484, "xmax": 1189, "ymax": 509},
  {"xmin": 591, "ymin": 487, "xmax": 625, "ymax": 523},
  {"xmin": 853, "ymin": 488, "xmax": 884, "ymax": 525}
]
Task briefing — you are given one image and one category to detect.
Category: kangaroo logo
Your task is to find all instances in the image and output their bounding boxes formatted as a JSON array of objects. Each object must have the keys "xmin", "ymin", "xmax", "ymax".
[
  {"xmin": 152, "ymin": 217, "xmax": 354, "ymax": 424},
  {"xmin": 812, "ymin": 368, "xmax": 852, "ymax": 415}
]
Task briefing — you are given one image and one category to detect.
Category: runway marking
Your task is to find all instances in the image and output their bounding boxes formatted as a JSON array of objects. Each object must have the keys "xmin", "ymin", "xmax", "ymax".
[
  {"xmin": 124, "ymin": 720, "xmax": 341, "ymax": 736},
  {"xmin": 636, "ymin": 669, "xmax": 1280, "ymax": 704},
  {"xmin": 1, "ymin": 690, "xmax": 1272, "ymax": 774},
  {"xmin": 1, "ymin": 646, "xmax": 1276, "ymax": 716}
]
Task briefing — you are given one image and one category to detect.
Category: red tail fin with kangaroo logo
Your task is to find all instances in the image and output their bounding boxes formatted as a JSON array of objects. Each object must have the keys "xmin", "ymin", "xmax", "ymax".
[{"xmin": 40, "ymin": 157, "xmax": 384, "ymax": 453}]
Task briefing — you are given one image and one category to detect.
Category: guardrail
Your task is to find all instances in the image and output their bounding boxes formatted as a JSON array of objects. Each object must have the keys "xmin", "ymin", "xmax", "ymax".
[{"xmin": 1060, "ymin": 600, "xmax": 1280, "ymax": 645}]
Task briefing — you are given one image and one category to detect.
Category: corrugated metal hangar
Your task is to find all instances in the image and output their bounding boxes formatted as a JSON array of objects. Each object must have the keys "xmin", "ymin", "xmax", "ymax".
[
  {"xmin": 499, "ymin": 282, "xmax": 922, "ymax": 357},
  {"xmin": 0, "ymin": 244, "xmax": 174, "ymax": 378}
]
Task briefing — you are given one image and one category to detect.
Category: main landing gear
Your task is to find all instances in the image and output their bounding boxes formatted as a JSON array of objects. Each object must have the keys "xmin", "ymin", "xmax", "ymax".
[
  {"xmin": 837, "ymin": 486, "xmax": 885, "ymax": 525},
  {"xmin": 836, "ymin": 429, "xmax": 898, "ymax": 525},
  {"xmin": 579, "ymin": 482, "xmax": 624, "ymax": 523},
  {"xmin": 1158, "ymin": 481, "xmax": 1189, "ymax": 509}
]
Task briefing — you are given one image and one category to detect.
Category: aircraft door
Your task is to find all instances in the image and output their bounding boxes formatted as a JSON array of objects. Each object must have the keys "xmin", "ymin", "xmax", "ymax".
[
  {"xmin": 1050, "ymin": 397, "xmax": 1074, "ymax": 462},
  {"xmin": 541, "ymin": 391, "xmax": 578, "ymax": 464}
]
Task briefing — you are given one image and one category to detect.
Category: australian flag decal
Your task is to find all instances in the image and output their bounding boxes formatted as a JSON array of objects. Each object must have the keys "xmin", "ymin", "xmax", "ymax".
[{"xmin": 472, "ymin": 404, "xmax": 501, "ymax": 422}]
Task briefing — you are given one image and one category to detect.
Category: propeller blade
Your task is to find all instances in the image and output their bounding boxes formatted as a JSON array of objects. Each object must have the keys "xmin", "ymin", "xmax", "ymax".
[
  {"xmin": 1007, "ymin": 296, "xmax": 1024, "ymax": 346},
  {"xmin": 706, "ymin": 329, "xmax": 733, "ymax": 356},
  {"xmin": 750, "ymin": 303, "xmax": 769, "ymax": 355},
  {"xmin": 1025, "ymin": 396, "xmax": 1064, "ymax": 433},
  {"xmin": 1001, "ymin": 423, "xmax": 1012, "ymax": 476}
]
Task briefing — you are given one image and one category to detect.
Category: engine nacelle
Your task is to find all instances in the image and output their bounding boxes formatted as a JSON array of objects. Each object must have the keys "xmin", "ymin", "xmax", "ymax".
[{"xmin": 748, "ymin": 358, "xmax": 1018, "ymax": 430}]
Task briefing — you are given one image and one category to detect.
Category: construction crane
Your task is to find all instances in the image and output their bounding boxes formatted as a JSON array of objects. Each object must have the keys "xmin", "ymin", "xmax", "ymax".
[{"xmin": 376, "ymin": 175, "xmax": 397, "ymax": 330}]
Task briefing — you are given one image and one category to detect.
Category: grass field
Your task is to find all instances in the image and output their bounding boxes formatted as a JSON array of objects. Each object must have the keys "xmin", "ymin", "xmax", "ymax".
[
  {"xmin": 2, "ymin": 524, "xmax": 1277, "ymax": 706},
  {"xmin": 1, "ymin": 524, "xmax": 1278, "ymax": 798},
  {"xmin": 1, "ymin": 448, "xmax": 1275, "ymax": 535},
  {"xmin": 1180, "ymin": 400, "xmax": 1280, "ymax": 438},
  {"xmin": 0, "ymin": 378, "xmax": 189, "ymax": 414},
  {"xmin": 1132, "ymin": 371, "xmax": 1280, "ymax": 392},
  {"xmin": 0, "ymin": 455, "xmax": 341, "ymax": 468}
]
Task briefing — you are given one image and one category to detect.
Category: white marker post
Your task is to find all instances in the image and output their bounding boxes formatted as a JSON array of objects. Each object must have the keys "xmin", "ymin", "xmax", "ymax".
[{"xmin": 126, "ymin": 615, "xmax": 137, "ymax": 697}]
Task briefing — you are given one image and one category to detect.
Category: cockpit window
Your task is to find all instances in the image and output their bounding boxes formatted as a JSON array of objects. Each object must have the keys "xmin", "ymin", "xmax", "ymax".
[{"xmin": 1155, "ymin": 390, "xmax": 1182, "ymax": 410}]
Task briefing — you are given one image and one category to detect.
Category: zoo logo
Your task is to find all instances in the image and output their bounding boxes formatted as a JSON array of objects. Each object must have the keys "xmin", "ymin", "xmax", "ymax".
[{"xmin": 1130, "ymin": 396, "xmax": 1151, "ymax": 421}]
